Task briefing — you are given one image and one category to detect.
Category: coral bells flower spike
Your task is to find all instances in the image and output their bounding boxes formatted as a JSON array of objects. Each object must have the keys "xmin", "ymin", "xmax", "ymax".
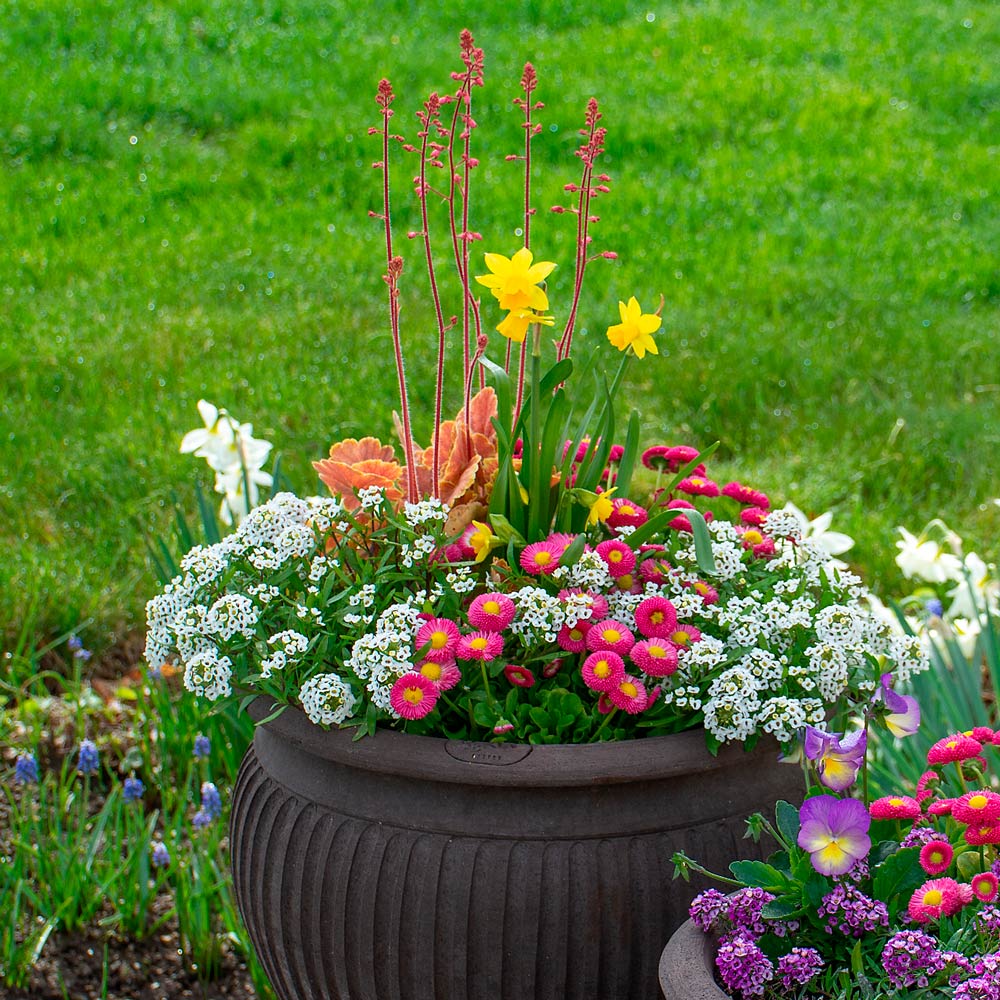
[
  {"xmin": 919, "ymin": 840, "xmax": 954, "ymax": 876},
  {"xmin": 606, "ymin": 296, "xmax": 661, "ymax": 359},
  {"xmin": 581, "ymin": 650, "xmax": 626, "ymax": 692},
  {"xmin": 908, "ymin": 878, "xmax": 964, "ymax": 923},
  {"xmin": 869, "ymin": 796, "xmax": 922, "ymax": 821},
  {"xmin": 475, "ymin": 248, "xmax": 556, "ymax": 312},
  {"xmin": 952, "ymin": 790, "xmax": 1000, "ymax": 825},
  {"xmin": 390, "ymin": 673, "xmax": 440, "ymax": 721},
  {"xmin": 797, "ymin": 795, "xmax": 871, "ymax": 877},
  {"xmin": 802, "ymin": 726, "xmax": 867, "ymax": 792}
]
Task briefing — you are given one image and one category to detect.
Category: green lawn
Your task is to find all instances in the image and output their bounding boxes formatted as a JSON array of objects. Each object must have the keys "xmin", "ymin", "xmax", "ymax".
[{"xmin": 3, "ymin": 0, "xmax": 998, "ymax": 652}]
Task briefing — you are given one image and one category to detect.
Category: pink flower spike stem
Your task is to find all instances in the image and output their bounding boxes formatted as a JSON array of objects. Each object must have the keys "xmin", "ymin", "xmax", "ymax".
[
  {"xmin": 372, "ymin": 80, "xmax": 418, "ymax": 503},
  {"xmin": 556, "ymin": 98, "xmax": 611, "ymax": 362}
]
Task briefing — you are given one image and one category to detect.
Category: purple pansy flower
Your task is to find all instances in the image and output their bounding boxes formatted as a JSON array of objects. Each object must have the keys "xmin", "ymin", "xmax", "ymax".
[
  {"xmin": 802, "ymin": 726, "xmax": 866, "ymax": 791},
  {"xmin": 877, "ymin": 673, "xmax": 920, "ymax": 738},
  {"xmin": 797, "ymin": 795, "xmax": 871, "ymax": 877}
]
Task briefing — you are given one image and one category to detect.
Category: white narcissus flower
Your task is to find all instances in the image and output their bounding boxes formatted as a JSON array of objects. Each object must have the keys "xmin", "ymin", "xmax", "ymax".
[
  {"xmin": 780, "ymin": 502, "xmax": 854, "ymax": 567},
  {"xmin": 946, "ymin": 552, "xmax": 999, "ymax": 621},
  {"xmin": 180, "ymin": 400, "xmax": 237, "ymax": 466},
  {"xmin": 215, "ymin": 466, "xmax": 274, "ymax": 526},
  {"xmin": 894, "ymin": 527, "xmax": 963, "ymax": 584}
]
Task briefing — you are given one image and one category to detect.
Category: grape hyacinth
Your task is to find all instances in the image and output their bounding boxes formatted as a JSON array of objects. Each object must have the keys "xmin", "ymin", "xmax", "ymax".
[
  {"xmin": 123, "ymin": 776, "xmax": 145, "ymax": 802},
  {"xmin": 151, "ymin": 842, "xmax": 171, "ymax": 868},
  {"xmin": 76, "ymin": 739, "xmax": 99, "ymax": 776},
  {"xmin": 14, "ymin": 753, "xmax": 38, "ymax": 785},
  {"xmin": 68, "ymin": 633, "xmax": 93, "ymax": 661},
  {"xmin": 193, "ymin": 780, "xmax": 223, "ymax": 827},
  {"xmin": 193, "ymin": 734, "xmax": 211, "ymax": 759}
]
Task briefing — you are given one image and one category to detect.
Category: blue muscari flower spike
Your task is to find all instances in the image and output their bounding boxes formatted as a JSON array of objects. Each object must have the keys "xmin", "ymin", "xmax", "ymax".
[
  {"xmin": 123, "ymin": 776, "xmax": 145, "ymax": 802},
  {"xmin": 193, "ymin": 735, "xmax": 211, "ymax": 759},
  {"xmin": 925, "ymin": 597, "xmax": 944, "ymax": 618},
  {"xmin": 77, "ymin": 739, "xmax": 99, "ymax": 776},
  {"xmin": 151, "ymin": 841, "xmax": 170, "ymax": 868},
  {"xmin": 14, "ymin": 753, "xmax": 39, "ymax": 785},
  {"xmin": 200, "ymin": 781, "xmax": 223, "ymax": 820}
]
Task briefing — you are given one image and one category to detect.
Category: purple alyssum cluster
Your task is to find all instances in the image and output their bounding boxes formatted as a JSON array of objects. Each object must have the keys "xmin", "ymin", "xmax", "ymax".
[
  {"xmin": 775, "ymin": 948, "xmax": 823, "ymax": 990},
  {"xmin": 881, "ymin": 929, "xmax": 947, "ymax": 988},
  {"xmin": 817, "ymin": 881, "xmax": 889, "ymax": 937},
  {"xmin": 715, "ymin": 934, "xmax": 773, "ymax": 998}
]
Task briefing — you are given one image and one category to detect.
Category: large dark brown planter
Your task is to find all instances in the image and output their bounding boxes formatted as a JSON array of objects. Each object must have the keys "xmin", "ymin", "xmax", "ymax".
[
  {"xmin": 230, "ymin": 701, "xmax": 801, "ymax": 1000},
  {"xmin": 658, "ymin": 918, "xmax": 726, "ymax": 999}
]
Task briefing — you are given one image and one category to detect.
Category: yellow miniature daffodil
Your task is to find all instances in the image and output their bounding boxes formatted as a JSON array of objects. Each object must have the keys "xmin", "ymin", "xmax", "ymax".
[
  {"xmin": 468, "ymin": 520, "xmax": 502, "ymax": 563},
  {"xmin": 585, "ymin": 487, "xmax": 617, "ymax": 527},
  {"xmin": 475, "ymin": 248, "xmax": 556, "ymax": 312},
  {"xmin": 496, "ymin": 309, "xmax": 555, "ymax": 344},
  {"xmin": 606, "ymin": 296, "xmax": 661, "ymax": 359}
]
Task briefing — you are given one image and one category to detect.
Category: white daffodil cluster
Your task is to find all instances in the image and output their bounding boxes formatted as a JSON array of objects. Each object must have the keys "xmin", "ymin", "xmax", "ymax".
[{"xmin": 179, "ymin": 399, "xmax": 273, "ymax": 525}]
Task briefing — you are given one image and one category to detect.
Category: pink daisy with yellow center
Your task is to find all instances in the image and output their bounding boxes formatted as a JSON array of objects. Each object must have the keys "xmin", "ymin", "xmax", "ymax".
[
  {"xmin": 493, "ymin": 721, "xmax": 515, "ymax": 735},
  {"xmin": 504, "ymin": 664, "xmax": 536, "ymax": 688},
  {"xmin": 520, "ymin": 539, "xmax": 562, "ymax": 575},
  {"xmin": 721, "ymin": 481, "xmax": 771, "ymax": 508},
  {"xmin": 542, "ymin": 658, "xmax": 563, "ymax": 678},
  {"xmin": 607, "ymin": 497, "xmax": 649, "ymax": 529},
  {"xmin": 919, "ymin": 840, "xmax": 954, "ymax": 876},
  {"xmin": 389, "ymin": 672, "xmax": 440, "ymax": 720},
  {"xmin": 739, "ymin": 506, "xmax": 770, "ymax": 527},
  {"xmin": 586, "ymin": 619, "xmax": 636, "ymax": 657},
  {"xmin": 557, "ymin": 622, "xmax": 591, "ymax": 653},
  {"xmin": 416, "ymin": 659, "xmax": 461, "ymax": 692},
  {"xmin": 691, "ymin": 581, "xmax": 719, "ymax": 605},
  {"xmin": 638, "ymin": 546, "xmax": 671, "ymax": 584},
  {"xmin": 869, "ymin": 795, "xmax": 922, "ymax": 821},
  {"xmin": 668, "ymin": 624, "xmax": 702, "ymax": 651},
  {"xmin": 609, "ymin": 675, "xmax": 648, "ymax": 714},
  {"xmin": 595, "ymin": 539, "xmax": 636, "ymax": 578},
  {"xmin": 677, "ymin": 476, "xmax": 720, "ymax": 498},
  {"xmin": 414, "ymin": 617, "xmax": 461, "ymax": 663},
  {"xmin": 973, "ymin": 872, "xmax": 999, "ymax": 902},
  {"xmin": 611, "ymin": 573, "xmax": 642, "ymax": 594},
  {"xmin": 927, "ymin": 733, "xmax": 983, "ymax": 765},
  {"xmin": 965, "ymin": 823, "xmax": 1000, "ymax": 846},
  {"xmin": 581, "ymin": 651, "xmax": 626, "ymax": 692},
  {"xmin": 908, "ymin": 878, "xmax": 963, "ymax": 923},
  {"xmin": 927, "ymin": 799, "xmax": 955, "ymax": 817},
  {"xmin": 468, "ymin": 592, "xmax": 517, "ymax": 632},
  {"xmin": 558, "ymin": 588, "xmax": 609, "ymax": 621},
  {"xmin": 633, "ymin": 596, "xmax": 678, "ymax": 639},
  {"xmin": 952, "ymin": 790, "xmax": 1000, "ymax": 825},
  {"xmin": 630, "ymin": 639, "xmax": 679, "ymax": 677},
  {"xmin": 456, "ymin": 631, "xmax": 504, "ymax": 661}
]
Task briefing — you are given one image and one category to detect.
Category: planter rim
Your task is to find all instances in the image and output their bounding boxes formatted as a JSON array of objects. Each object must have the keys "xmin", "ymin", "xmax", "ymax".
[
  {"xmin": 659, "ymin": 917, "xmax": 727, "ymax": 1000},
  {"xmin": 248, "ymin": 697, "xmax": 787, "ymax": 789}
]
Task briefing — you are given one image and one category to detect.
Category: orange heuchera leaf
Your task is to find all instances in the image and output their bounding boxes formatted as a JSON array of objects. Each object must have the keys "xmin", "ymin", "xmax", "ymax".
[{"xmin": 313, "ymin": 437, "xmax": 404, "ymax": 510}]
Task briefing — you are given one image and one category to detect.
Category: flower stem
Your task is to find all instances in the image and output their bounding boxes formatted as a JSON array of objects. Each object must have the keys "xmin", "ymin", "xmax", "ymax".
[{"xmin": 589, "ymin": 706, "xmax": 618, "ymax": 743}]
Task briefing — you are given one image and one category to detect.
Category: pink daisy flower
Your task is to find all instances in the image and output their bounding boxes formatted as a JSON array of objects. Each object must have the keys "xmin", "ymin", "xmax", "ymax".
[
  {"xmin": 952, "ymin": 790, "xmax": 1000, "ymax": 826},
  {"xmin": 416, "ymin": 659, "xmax": 461, "ymax": 692},
  {"xmin": 691, "ymin": 580, "xmax": 719, "ymax": 605},
  {"xmin": 609, "ymin": 675, "xmax": 648, "ymax": 714},
  {"xmin": 739, "ymin": 506, "xmax": 770, "ymax": 526},
  {"xmin": 456, "ymin": 524, "xmax": 480, "ymax": 559},
  {"xmin": 414, "ymin": 618, "xmax": 461, "ymax": 663},
  {"xmin": 721, "ymin": 481, "xmax": 771, "ymax": 508},
  {"xmin": 919, "ymin": 840, "xmax": 954, "ymax": 876},
  {"xmin": 611, "ymin": 573, "xmax": 642, "ymax": 595},
  {"xmin": 468, "ymin": 592, "xmax": 517, "ymax": 632},
  {"xmin": 630, "ymin": 639, "xmax": 679, "ymax": 677},
  {"xmin": 504, "ymin": 664, "xmax": 536, "ymax": 688},
  {"xmin": 968, "ymin": 726, "xmax": 995, "ymax": 743},
  {"xmin": 973, "ymin": 872, "xmax": 999, "ymax": 902},
  {"xmin": 607, "ymin": 444, "xmax": 625, "ymax": 463},
  {"xmin": 557, "ymin": 622, "xmax": 591, "ymax": 653},
  {"xmin": 752, "ymin": 537, "xmax": 776, "ymax": 559},
  {"xmin": 640, "ymin": 446, "xmax": 673, "ymax": 471},
  {"xmin": 558, "ymin": 588, "xmax": 609, "ymax": 620},
  {"xmin": 596, "ymin": 539, "xmax": 637, "ymax": 578},
  {"xmin": 456, "ymin": 631, "xmax": 504, "ymax": 661},
  {"xmin": 581, "ymin": 651, "xmax": 626, "ymax": 692},
  {"xmin": 607, "ymin": 497, "xmax": 649, "ymax": 529},
  {"xmin": 677, "ymin": 476, "xmax": 721, "ymax": 498},
  {"xmin": 586, "ymin": 619, "xmax": 636, "ymax": 657},
  {"xmin": 493, "ymin": 721, "xmax": 515, "ymax": 735},
  {"xmin": 390, "ymin": 673, "xmax": 439, "ymax": 720},
  {"xmin": 597, "ymin": 692, "xmax": 615, "ymax": 714},
  {"xmin": 520, "ymin": 539, "xmax": 562, "ymax": 575},
  {"xmin": 869, "ymin": 795, "xmax": 922, "ymax": 821},
  {"xmin": 927, "ymin": 734, "xmax": 983, "ymax": 765},
  {"xmin": 668, "ymin": 624, "xmax": 702, "ymax": 650},
  {"xmin": 633, "ymin": 596, "xmax": 678, "ymax": 638},
  {"xmin": 927, "ymin": 798, "xmax": 955, "ymax": 817},
  {"xmin": 908, "ymin": 878, "xmax": 963, "ymax": 923},
  {"xmin": 916, "ymin": 770, "xmax": 940, "ymax": 802},
  {"xmin": 638, "ymin": 546, "xmax": 671, "ymax": 584},
  {"xmin": 542, "ymin": 658, "xmax": 563, "ymax": 678},
  {"xmin": 964, "ymin": 823, "xmax": 1000, "ymax": 847}
]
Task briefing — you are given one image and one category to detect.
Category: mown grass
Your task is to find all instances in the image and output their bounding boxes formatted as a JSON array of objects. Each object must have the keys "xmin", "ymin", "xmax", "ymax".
[{"xmin": 2, "ymin": 0, "xmax": 998, "ymax": 650}]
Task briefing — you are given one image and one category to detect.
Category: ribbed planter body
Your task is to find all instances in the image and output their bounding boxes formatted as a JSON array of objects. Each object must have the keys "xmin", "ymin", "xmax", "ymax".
[
  {"xmin": 658, "ymin": 919, "xmax": 726, "ymax": 999},
  {"xmin": 230, "ymin": 703, "xmax": 801, "ymax": 1000}
]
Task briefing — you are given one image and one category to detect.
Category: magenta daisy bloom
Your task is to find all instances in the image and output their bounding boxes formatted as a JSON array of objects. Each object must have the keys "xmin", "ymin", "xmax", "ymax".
[
  {"xmin": 968, "ymin": 726, "xmax": 995, "ymax": 742},
  {"xmin": 739, "ymin": 506, "xmax": 770, "ymax": 526},
  {"xmin": 493, "ymin": 721, "xmax": 515, "ymax": 735},
  {"xmin": 630, "ymin": 639, "xmax": 679, "ymax": 677},
  {"xmin": 721, "ymin": 481, "xmax": 771, "ymax": 508},
  {"xmin": 927, "ymin": 799, "xmax": 955, "ymax": 817},
  {"xmin": 952, "ymin": 790, "xmax": 1000, "ymax": 826},
  {"xmin": 908, "ymin": 878, "xmax": 964, "ymax": 923},
  {"xmin": 964, "ymin": 823, "xmax": 1000, "ymax": 846},
  {"xmin": 918, "ymin": 840, "xmax": 954, "ymax": 876},
  {"xmin": 691, "ymin": 580, "xmax": 719, "ymax": 605},
  {"xmin": 668, "ymin": 624, "xmax": 702, "ymax": 650},
  {"xmin": 640, "ymin": 445, "xmax": 672, "ymax": 471},
  {"xmin": 973, "ymin": 872, "xmax": 999, "ymax": 902},
  {"xmin": 927, "ymin": 734, "xmax": 983, "ymax": 765},
  {"xmin": 633, "ymin": 596, "xmax": 678, "ymax": 638},
  {"xmin": 869, "ymin": 795, "xmax": 922, "ymax": 821},
  {"xmin": 416, "ymin": 658, "xmax": 461, "ymax": 692},
  {"xmin": 542, "ymin": 658, "xmax": 563, "ymax": 678},
  {"xmin": 677, "ymin": 476, "xmax": 720, "ymax": 498},
  {"xmin": 609, "ymin": 675, "xmax": 648, "ymax": 714},
  {"xmin": 456, "ymin": 631, "xmax": 504, "ymax": 661},
  {"xmin": 504, "ymin": 664, "xmax": 536, "ymax": 688},
  {"xmin": 558, "ymin": 588, "xmax": 609, "ymax": 622},
  {"xmin": 596, "ymin": 539, "xmax": 636, "ymax": 578},
  {"xmin": 597, "ymin": 692, "xmax": 614, "ymax": 714},
  {"xmin": 638, "ymin": 545, "xmax": 671, "ymax": 584},
  {"xmin": 520, "ymin": 538, "xmax": 562, "ymax": 575},
  {"xmin": 586, "ymin": 619, "xmax": 636, "ymax": 657},
  {"xmin": 607, "ymin": 497, "xmax": 649, "ymax": 529},
  {"xmin": 611, "ymin": 573, "xmax": 642, "ymax": 595},
  {"xmin": 414, "ymin": 617, "xmax": 461, "ymax": 663},
  {"xmin": 581, "ymin": 650, "xmax": 626, "ymax": 692},
  {"xmin": 468, "ymin": 592, "xmax": 517, "ymax": 632},
  {"xmin": 390, "ymin": 672, "xmax": 440, "ymax": 720},
  {"xmin": 557, "ymin": 622, "xmax": 591, "ymax": 653}
]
